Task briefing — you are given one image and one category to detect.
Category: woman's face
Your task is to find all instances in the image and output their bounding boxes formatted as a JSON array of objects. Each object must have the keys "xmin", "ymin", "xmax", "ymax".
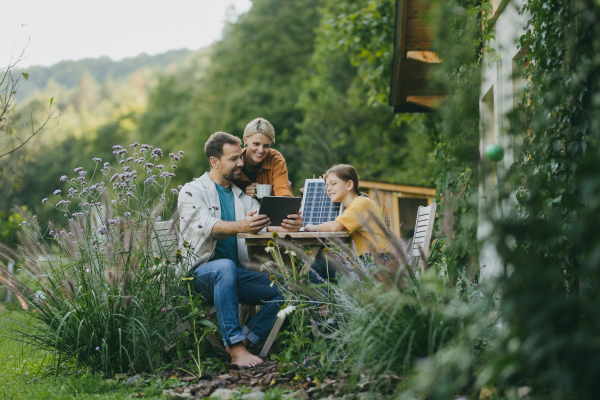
[
  {"xmin": 243, "ymin": 133, "xmax": 272, "ymax": 165},
  {"xmin": 325, "ymin": 173, "xmax": 352, "ymax": 203}
]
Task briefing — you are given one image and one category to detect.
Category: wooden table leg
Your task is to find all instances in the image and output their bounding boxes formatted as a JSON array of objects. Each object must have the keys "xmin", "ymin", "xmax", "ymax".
[{"xmin": 300, "ymin": 245, "xmax": 323, "ymax": 276}]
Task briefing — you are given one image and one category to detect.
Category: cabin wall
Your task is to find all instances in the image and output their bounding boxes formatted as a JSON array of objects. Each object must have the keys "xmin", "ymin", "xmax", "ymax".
[{"xmin": 478, "ymin": 0, "xmax": 529, "ymax": 282}]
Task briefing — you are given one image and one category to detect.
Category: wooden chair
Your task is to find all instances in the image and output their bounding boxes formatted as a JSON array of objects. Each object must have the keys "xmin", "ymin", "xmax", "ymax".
[
  {"xmin": 409, "ymin": 201, "xmax": 437, "ymax": 269},
  {"xmin": 154, "ymin": 220, "xmax": 284, "ymax": 358}
]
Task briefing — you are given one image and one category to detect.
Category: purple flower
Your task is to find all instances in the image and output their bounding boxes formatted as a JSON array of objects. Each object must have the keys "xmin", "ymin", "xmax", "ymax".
[
  {"xmin": 213, "ymin": 206, "xmax": 219, "ymax": 210},
  {"xmin": 151, "ymin": 148, "xmax": 163, "ymax": 158},
  {"xmin": 60, "ymin": 175, "xmax": 68, "ymax": 181},
  {"xmin": 141, "ymin": 144, "xmax": 150, "ymax": 149},
  {"xmin": 111, "ymin": 200, "xmax": 117, "ymax": 204},
  {"xmin": 126, "ymin": 192, "xmax": 133, "ymax": 197},
  {"xmin": 119, "ymin": 160, "xmax": 125, "ymax": 164},
  {"xmin": 186, "ymin": 191, "xmax": 192, "ymax": 197},
  {"xmin": 171, "ymin": 189, "xmax": 178, "ymax": 194},
  {"xmin": 79, "ymin": 171, "xmax": 86, "ymax": 177},
  {"xmin": 95, "ymin": 346, "xmax": 100, "ymax": 351},
  {"xmin": 140, "ymin": 148, "xmax": 147, "ymax": 153},
  {"xmin": 42, "ymin": 198, "xmax": 48, "ymax": 204},
  {"xmin": 110, "ymin": 173, "xmax": 118, "ymax": 182},
  {"xmin": 171, "ymin": 165, "xmax": 177, "ymax": 169},
  {"xmin": 124, "ymin": 212, "xmax": 131, "ymax": 218},
  {"xmin": 161, "ymin": 307, "xmax": 167, "ymax": 313},
  {"xmin": 118, "ymin": 149, "xmax": 127, "ymax": 155},
  {"xmin": 177, "ymin": 185, "xmax": 182, "ymax": 189},
  {"xmin": 145, "ymin": 163, "xmax": 154, "ymax": 168},
  {"xmin": 126, "ymin": 157, "xmax": 134, "ymax": 162},
  {"xmin": 71, "ymin": 178, "xmax": 76, "ymax": 182},
  {"xmin": 177, "ymin": 150, "xmax": 185, "ymax": 155},
  {"xmin": 93, "ymin": 158, "xmax": 101, "ymax": 162},
  {"xmin": 74, "ymin": 167, "xmax": 83, "ymax": 173},
  {"xmin": 174, "ymin": 156, "xmax": 180, "ymax": 161},
  {"xmin": 98, "ymin": 226, "xmax": 107, "ymax": 235},
  {"xmin": 113, "ymin": 145, "xmax": 123, "ymax": 150},
  {"xmin": 156, "ymin": 164, "xmax": 164, "ymax": 169},
  {"xmin": 104, "ymin": 162, "xmax": 110, "ymax": 168},
  {"xmin": 169, "ymin": 153, "xmax": 176, "ymax": 157},
  {"xmin": 192, "ymin": 178, "xmax": 196, "ymax": 181},
  {"xmin": 197, "ymin": 224, "xmax": 203, "ymax": 229},
  {"xmin": 108, "ymin": 217, "xmax": 119, "ymax": 225},
  {"xmin": 53, "ymin": 189, "xmax": 61, "ymax": 195},
  {"xmin": 130, "ymin": 142, "xmax": 139, "ymax": 148}
]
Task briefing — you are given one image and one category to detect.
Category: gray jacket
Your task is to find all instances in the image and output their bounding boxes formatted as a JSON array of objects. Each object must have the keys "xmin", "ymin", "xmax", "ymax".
[{"xmin": 178, "ymin": 172, "xmax": 260, "ymax": 271}]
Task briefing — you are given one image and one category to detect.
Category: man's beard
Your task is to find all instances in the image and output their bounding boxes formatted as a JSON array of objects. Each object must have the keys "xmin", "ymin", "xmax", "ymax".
[{"xmin": 223, "ymin": 168, "xmax": 242, "ymax": 182}]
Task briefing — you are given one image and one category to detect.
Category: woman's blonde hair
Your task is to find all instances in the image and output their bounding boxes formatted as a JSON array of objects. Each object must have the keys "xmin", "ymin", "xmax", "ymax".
[{"xmin": 243, "ymin": 118, "xmax": 276, "ymax": 143}]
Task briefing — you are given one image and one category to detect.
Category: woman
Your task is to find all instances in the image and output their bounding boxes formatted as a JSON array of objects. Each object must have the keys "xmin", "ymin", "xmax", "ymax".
[
  {"xmin": 233, "ymin": 117, "xmax": 292, "ymax": 197},
  {"xmin": 305, "ymin": 164, "xmax": 392, "ymax": 260}
]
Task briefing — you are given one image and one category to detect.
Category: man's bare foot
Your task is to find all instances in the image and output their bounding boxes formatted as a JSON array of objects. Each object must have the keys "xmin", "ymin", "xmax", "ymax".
[{"xmin": 225, "ymin": 342, "xmax": 263, "ymax": 368}]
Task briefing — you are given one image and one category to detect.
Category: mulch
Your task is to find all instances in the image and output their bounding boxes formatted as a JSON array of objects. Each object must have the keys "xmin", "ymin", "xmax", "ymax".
[{"xmin": 160, "ymin": 360, "xmax": 403, "ymax": 399}]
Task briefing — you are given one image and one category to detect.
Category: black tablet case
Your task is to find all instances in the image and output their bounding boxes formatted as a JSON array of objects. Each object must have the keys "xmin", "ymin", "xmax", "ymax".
[{"xmin": 258, "ymin": 196, "xmax": 302, "ymax": 226}]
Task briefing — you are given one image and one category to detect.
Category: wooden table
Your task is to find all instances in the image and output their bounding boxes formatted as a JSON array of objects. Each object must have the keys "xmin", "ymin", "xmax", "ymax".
[{"xmin": 237, "ymin": 231, "xmax": 350, "ymax": 275}]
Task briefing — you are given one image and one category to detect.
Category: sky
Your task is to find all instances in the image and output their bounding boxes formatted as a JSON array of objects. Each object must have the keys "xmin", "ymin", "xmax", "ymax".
[{"xmin": 2, "ymin": 0, "xmax": 252, "ymax": 68}]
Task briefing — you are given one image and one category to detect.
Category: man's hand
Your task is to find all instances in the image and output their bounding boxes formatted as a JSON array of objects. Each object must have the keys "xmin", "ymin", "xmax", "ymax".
[
  {"xmin": 245, "ymin": 183, "xmax": 257, "ymax": 197},
  {"xmin": 241, "ymin": 210, "xmax": 270, "ymax": 233},
  {"xmin": 281, "ymin": 211, "xmax": 303, "ymax": 232}
]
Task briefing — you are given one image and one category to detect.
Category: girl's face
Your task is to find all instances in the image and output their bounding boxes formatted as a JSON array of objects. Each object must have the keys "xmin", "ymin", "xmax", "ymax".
[
  {"xmin": 325, "ymin": 173, "xmax": 353, "ymax": 203},
  {"xmin": 243, "ymin": 133, "xmax": 272, "ymax": 165}
]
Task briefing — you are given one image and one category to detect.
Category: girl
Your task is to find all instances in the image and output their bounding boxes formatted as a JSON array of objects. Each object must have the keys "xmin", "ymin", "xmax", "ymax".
[{"xmin": 305, "ymin": 164, "xmax": 392, "ymax": 259}]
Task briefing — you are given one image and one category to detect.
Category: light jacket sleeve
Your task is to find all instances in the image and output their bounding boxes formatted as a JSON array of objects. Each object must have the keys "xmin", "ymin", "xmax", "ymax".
[
  {"xmin": 178, "ymin": 182, "xmax": 220, "ymax": 252},
  {"xmin": 271, "ymin": 151, "xmax": 293, "ymax": 197}
]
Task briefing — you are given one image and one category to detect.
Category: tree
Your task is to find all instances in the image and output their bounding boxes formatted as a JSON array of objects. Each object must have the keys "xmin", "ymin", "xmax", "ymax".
[{"xmin": 1, "ymin": 46, "xmax": 60, "ymax": 158}]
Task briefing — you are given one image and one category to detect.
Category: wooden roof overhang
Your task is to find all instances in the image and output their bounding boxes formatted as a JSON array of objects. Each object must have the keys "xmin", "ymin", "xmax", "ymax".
[{"xmin": 389, "ymin": 0, "xmax": 445, "ymax": 113}]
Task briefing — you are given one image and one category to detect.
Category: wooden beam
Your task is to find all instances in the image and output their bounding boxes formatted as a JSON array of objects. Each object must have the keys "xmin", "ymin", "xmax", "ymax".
[
  {"xmin": 407, "ymin": 95, "xmax": 445, "ymax": 108},
  {"xmin": 359, "ymin": 180, "xmax": 436, "ymax": 196},
  {"xmin": 406, "ymin": 51, "xmax": 441, "ymax": 63}
]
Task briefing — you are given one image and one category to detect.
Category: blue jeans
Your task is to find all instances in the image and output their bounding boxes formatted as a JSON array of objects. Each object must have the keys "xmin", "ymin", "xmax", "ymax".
[{"xmin": 193, "ymin": 259, "xmax": 283, "ymax": 347}]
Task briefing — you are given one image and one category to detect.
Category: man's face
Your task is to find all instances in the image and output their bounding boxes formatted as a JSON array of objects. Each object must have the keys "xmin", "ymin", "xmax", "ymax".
[{"xmin": 212, "ymin": 143, "xmax": 244, "ymax": 181}]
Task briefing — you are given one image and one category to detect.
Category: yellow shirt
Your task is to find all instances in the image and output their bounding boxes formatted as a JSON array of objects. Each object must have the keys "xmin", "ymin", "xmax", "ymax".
[{"xmin": 336, "ymin": 196, "xmax": 392, "ymax": 256}]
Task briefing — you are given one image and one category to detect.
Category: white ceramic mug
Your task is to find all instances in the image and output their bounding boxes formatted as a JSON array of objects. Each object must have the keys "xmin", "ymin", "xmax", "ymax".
[{"xmin": 255, "ymin": 184, "xmax": 273, "ymax": 199}]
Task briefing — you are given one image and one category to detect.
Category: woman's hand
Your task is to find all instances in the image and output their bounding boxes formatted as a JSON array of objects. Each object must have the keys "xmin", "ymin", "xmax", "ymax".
[{"xmin": 245, "ymin": 183, "xmax": 257, "ymax": 197}]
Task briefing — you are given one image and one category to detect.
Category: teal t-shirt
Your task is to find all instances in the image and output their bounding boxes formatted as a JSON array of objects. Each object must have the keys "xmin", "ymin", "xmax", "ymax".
[{"xmin": 210, "ymin": 183, "xmax": 239, "ymax": 266}]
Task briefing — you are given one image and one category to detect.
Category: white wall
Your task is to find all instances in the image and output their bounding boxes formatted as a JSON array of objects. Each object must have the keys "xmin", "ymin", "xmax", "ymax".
[{"xmin": 478, "ymin": 0, "xmax": 529, "ymax": 282}]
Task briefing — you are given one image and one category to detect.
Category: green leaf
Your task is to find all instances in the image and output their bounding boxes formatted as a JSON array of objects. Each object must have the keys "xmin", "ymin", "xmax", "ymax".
[
  {"xmin": 49, "ymin": 97, "xmax": 54, "ymax": 104},
  {"xmin": 22, "ymin": 72, "xmax": 29, "ymax": 81}
]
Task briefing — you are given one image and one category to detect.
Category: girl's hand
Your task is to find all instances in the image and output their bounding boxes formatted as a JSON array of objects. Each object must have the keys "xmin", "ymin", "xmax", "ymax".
[{"xmin": 304, "ymin": 223, "xmax": 317, "ymax": 232}]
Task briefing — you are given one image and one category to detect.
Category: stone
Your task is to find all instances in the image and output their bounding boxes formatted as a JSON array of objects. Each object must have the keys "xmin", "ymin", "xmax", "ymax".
[
  {"xmin": 162, "ymin": 389, "xmax": 192, "ymax": 399},
  {"xmin": 241, "ymin": 392, "xmax": 265, "ymax": 400},
  {"xmin": 210, "ymin": 388, "xmax": 240, "ymax": 400},
  {"xmin": 125, "ymin": 374, "xmax": 145, "ymax": 386}
]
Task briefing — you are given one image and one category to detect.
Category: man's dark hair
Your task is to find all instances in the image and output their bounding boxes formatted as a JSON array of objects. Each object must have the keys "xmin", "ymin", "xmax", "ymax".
[{"xmin": 204, "ymin": 131, "xmax": 241, "ymax": 161}]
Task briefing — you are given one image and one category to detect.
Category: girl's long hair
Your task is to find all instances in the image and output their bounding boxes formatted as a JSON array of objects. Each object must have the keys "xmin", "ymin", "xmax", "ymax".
[{"xmin": 324, "ymin": 164, "xmax": 370, "ymax": 198}]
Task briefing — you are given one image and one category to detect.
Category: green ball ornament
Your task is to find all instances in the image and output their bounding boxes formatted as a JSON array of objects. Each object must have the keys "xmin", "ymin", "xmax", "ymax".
[{"xmin": 484, "ymin": 143, "xmax": 504, "ymax": 162}]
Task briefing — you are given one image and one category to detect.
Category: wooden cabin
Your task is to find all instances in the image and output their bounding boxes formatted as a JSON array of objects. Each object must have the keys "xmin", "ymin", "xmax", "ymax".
[
  {"xmin": 389, "ymin": 0, "xmax": 445, "ymax": 112},
  {"xmin": 359, "ymin": 180, "xmax": 435, "ymax": 240}
]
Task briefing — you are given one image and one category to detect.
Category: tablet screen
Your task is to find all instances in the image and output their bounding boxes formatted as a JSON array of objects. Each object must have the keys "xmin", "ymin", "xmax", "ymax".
[{"xmin": 258, "ymin": 196, "xmax": 302, "ymax": 226}]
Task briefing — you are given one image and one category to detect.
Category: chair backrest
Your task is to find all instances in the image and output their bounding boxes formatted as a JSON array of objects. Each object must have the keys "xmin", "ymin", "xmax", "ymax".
[
  {"xmin": 154, "ymin": 220, "xmax": 179, "ymax": 262},
  {"xmin": 410, "ymin": 201, "xmax": 437, "ymax": 268}
]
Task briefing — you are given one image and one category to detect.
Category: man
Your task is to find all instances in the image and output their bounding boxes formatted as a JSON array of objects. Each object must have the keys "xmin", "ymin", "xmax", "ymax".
[{"xmin": 178, "ymin": 131, "xmax": 302, "ymax": 367}]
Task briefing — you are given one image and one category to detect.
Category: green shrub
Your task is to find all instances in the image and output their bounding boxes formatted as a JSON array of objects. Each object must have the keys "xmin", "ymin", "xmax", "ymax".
[{"xmin": 0, "ymin": 143, "xmax": 204, "ymax": 375}]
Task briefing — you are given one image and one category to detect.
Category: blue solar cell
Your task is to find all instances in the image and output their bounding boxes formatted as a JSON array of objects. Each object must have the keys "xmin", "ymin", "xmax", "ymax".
[{"xmin": 300, "ymin": 179, "xmax": 341, "ymax": 228}]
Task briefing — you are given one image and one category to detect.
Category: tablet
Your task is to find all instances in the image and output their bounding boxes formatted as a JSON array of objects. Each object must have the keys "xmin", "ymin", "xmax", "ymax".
[{"xmin": 258, "ymin": 196, "xmax": 302, "ymax": 226}]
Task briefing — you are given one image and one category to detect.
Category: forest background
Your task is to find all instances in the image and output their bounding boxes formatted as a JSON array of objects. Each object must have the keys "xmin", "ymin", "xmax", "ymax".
[{"xmin": 1, "ymin": 0, "xmax": 434, "ymax": 247}]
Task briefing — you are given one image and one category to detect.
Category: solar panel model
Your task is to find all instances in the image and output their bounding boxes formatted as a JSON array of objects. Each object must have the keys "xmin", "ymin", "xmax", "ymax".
[{"xmin": 300, "ymin": 179, "xmax": 342, "ymax": 229}]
